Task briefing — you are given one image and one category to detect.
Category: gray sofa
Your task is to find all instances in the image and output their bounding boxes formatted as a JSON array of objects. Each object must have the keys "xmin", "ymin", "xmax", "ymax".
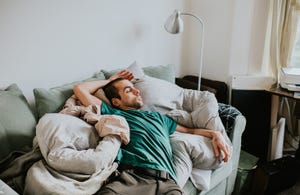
[{"xmin": 0, "ymin": 64, "xmax": 246, "ymax": 195}]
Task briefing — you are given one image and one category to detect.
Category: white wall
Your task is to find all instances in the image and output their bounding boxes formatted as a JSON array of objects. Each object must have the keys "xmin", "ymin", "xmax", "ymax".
[
  {"xmin": 184, "ymin": 0, "xmax": 271, "ymax": 85},
  {"xmin": 0, "ymin": 0, "xmax": 269, "ymax": 103},
  {"xmin": 182, "ymin": 0, "xmax": 236, "ymax": 82}
]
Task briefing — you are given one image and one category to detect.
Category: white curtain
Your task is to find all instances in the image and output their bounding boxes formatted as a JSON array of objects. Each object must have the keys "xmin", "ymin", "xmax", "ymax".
[
  {"xmin": 267, "ymin": 0, "xmax": 300, "ymax": 155},
  {"xmin": 268, "ymin": 0, "xmax": 299, "ymax": 81}
]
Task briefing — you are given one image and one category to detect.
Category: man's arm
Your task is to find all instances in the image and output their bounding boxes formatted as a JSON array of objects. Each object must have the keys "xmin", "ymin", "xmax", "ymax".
[
  {"xmin": 74, "ymin": 70, "xmax": 134, "ymax": 107},
  {"xmin": 176, "ymin": 124, "xmax": 230, "ymax": 162}
]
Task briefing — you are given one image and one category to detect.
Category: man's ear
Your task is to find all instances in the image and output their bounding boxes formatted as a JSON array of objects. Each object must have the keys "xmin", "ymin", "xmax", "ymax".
[{"xmin": 111, "ymin": 98, "xmax": 121, "ymax": 107}]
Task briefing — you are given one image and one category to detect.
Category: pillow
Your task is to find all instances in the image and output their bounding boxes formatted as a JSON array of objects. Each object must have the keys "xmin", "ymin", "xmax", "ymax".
[
  {"xmin": 134, "ymin": 75, "xmax": 183, "ymax": 114},
  {"xmin": 143, "ymin": 64, "xmax": 175, "ymax": 83},
  {"xmin": 99, "ymin": 62, "xmax": 180, "ymax": 113},
  {"xmin": 126, "ymin": 61, "xmax": 145, "ymax": 83},
  {"xmin": 34, "ymin": 74, "xmax": 106, "ymax": 119},
  {"xmin": 0, "ymin": 84, "xmax": 37, "ymax": 161},
  {"xmin": 101, "ymin": 62, "xmax": 176, "ymax": 83}
]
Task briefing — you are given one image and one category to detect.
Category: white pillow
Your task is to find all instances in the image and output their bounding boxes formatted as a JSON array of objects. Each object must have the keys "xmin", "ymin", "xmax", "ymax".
[
  {"xmin": 135, "ymin": 75, "xmax": 184, "ymax": 114},
  {"xmin": 126, "ymin": 61, "xmax": 145, "ymax": 83},
  {"xmin": 94, "ymin": 61, "xmax": 145, "ymax": 105}
]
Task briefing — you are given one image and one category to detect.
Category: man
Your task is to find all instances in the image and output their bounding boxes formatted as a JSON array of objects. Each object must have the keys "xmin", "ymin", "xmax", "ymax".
[{"xmin": 74, "ymin": 70, "xmax": 230, "ymax": 195}]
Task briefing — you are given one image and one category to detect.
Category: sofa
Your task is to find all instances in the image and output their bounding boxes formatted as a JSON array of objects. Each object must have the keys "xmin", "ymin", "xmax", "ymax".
[{"xmin": 0, "ymin": 64, "xmax": 246, "ymax": 195}]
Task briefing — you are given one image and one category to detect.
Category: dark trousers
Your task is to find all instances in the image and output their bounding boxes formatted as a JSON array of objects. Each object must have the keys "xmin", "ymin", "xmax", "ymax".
[{"xmin": 96, "ymin": 169, "xmax": 183, "ymax": 195}]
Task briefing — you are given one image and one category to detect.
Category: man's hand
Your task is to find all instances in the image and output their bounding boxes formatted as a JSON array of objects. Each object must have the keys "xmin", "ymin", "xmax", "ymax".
[
  {"xmin": 176, "ymin": 124, "xmax": 231, "ymax": 163},
  {"xmin": 210, "ymin": 131, "xmax": 230, "ymax": 162},
  {"xmin": 73, "ymin": 69, "xmax": 133, "ymax": 107},
  {"xmin": 109, "ymin": 70, "xmax": 134, "ymax": 82}
]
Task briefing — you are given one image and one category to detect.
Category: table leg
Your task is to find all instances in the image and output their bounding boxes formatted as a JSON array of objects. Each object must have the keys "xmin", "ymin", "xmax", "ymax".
[
  {"xmin": 268, "ymin": 95, "xmax": 280, "ymax": 161},
  {"xmin": 270, "ymin": 95, "xmax": 279, "ymax": 128}
]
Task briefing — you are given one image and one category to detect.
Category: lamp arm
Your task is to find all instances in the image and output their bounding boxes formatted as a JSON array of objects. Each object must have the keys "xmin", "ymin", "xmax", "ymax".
[{"xmin": 181, "ymin": 12, "xmax": 205, "ymax": 90}]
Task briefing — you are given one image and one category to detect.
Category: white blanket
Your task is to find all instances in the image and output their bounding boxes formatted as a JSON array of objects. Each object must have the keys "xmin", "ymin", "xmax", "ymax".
[{"xmin": 24, "ymin": 113, "xmax": 121, "ymax": 195}]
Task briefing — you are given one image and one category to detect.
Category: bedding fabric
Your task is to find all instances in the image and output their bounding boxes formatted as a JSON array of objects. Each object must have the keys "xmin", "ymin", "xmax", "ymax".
[
  {"xmin": 36, "ymin": 113, "xmax": 120, "ymax": 174},
  {"xmin": 24, "ymin": 113, "xmax": 121, "ymax": 195}
]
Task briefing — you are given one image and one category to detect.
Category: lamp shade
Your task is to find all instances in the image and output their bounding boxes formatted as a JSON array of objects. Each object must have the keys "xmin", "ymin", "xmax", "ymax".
[{"xmin": 164, "ymin": 10, "xmax": 183, "ymax": 34}]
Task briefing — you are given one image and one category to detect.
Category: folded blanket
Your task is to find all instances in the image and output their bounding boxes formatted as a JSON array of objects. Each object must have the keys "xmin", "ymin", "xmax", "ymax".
[{"xmin": 25, "ymin": 159, "xmax": 118, "ymax": 195}]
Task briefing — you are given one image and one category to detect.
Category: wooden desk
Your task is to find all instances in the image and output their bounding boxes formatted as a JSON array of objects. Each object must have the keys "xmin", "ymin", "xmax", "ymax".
[{"xmin": 265, "ymin": 85, "xmax": 300, "ymax": 161}]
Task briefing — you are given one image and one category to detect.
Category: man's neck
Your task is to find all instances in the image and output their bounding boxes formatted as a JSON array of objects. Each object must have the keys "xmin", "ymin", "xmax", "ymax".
[{"xmin": 119, "ymin": 105, "xmax": 136, "ymax": 111}]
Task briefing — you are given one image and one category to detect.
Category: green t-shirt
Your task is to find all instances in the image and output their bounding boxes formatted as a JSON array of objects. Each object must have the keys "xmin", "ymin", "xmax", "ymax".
[{"xmin": 101, "ymin": 102, "xmax": 177, "ymax": 181}]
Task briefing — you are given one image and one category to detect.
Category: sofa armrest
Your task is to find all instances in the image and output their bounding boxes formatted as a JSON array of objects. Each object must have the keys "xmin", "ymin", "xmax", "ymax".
[
  {"xmin": 229, "ymin": 115, "xmax": 246, "ymax": 165},
  {"xmin": 217, "ymin": 103, "xmax": 246, "ymax": 194},
  {"xmin": 218, "ymin": 103, "xmax": 246, "ymax": 163}
]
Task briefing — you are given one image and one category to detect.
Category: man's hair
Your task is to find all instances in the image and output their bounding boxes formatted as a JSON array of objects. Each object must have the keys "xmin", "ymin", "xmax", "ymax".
[{"xmin": 102, "ymin": 78, "xmax": 125, "ymax": 106}]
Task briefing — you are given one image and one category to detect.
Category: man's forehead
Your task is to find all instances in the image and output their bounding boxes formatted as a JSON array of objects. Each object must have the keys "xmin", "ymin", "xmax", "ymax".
[{"xmin": 115, "ymin": 79, "xmax": 133, "ymax": 88}]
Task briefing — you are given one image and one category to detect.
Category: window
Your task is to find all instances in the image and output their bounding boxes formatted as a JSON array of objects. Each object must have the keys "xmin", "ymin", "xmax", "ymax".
[{"xmin": 290, "ymin": 11, "xmax": 300, "ymax": 68}]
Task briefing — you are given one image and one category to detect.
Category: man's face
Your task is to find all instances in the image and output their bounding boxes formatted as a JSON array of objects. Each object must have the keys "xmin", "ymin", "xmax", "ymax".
[{"xmin": 112, "ymin": 79, "xmax": 144, "ymax": 110}]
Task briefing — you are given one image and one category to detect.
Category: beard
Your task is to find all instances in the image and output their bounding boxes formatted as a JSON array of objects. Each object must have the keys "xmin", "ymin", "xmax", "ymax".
[
  {"xmin": 120, "ymin": 97, "xmax": 144, "ymax": 110},
  {"xmin": 131, "ymin": 100, "xmax": 143, "ymax": 109}
]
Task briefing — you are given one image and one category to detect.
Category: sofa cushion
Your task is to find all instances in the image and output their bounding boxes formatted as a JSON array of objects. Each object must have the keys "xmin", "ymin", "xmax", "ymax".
[
  {"xmin": 34, "ymin": 73, "xmax": 106, "ymax": 119},
  {"xmin": 142, "ymin": 64, "xmax": 175, "ymax": 83},
  {"xmin": 101, "ymin": 62, "xmax": 176, "ymax": 83},
  {"xmin": 0, "ymin": 84, "xmax": 37, "ymax": 161}
]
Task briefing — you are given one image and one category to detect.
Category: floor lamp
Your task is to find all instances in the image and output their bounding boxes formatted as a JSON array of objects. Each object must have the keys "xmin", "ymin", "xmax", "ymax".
[{"xmin": 164, "ymin": 10, "xmax": 204, "ymax": 90}]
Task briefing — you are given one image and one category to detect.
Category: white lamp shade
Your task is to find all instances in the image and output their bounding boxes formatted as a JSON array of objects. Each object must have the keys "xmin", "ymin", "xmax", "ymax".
[{"xmin": 164, "ymin": 10, "xmax": 183, "ymax": 34}]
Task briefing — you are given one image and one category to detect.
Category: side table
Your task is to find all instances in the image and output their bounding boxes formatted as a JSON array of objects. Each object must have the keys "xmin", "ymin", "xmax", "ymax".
[{"xmin": 265, "ymin": 85, "xmax": 300, "ymax": 161}]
